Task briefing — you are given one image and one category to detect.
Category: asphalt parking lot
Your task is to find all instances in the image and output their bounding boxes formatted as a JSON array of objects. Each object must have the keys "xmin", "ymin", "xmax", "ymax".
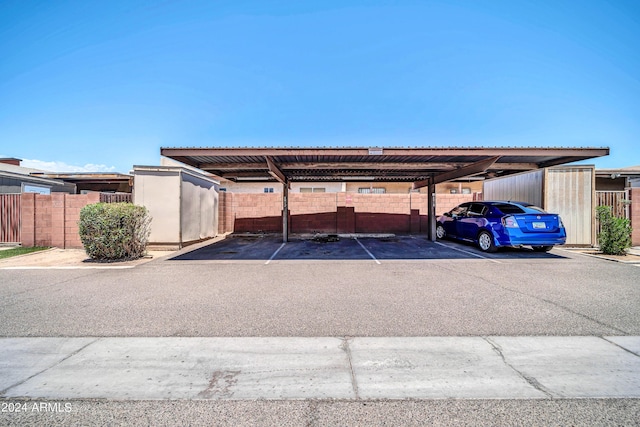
[
  {"xmin": 1, "ymin": 234, "xmax": 638, "ymax": 338},
  {"xmin": 171, "ymin": 234, "xmax": 567, "ymax": 262}
]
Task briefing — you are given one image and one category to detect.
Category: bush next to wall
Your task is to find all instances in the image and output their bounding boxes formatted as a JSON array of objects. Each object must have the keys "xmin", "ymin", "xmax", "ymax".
[
  {"xmin": 79, "ymin": 203, "xmax": 151, "ymax": 260},
  {"xmin": 596, "ymin": 205, "xmax": 632, "ymax": 256}
]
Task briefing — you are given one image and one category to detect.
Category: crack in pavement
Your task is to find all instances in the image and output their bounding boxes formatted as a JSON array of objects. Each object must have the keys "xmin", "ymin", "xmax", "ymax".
[
  {"xmin": 436, "ymin": 263, "xmax": 629, "ymax": 335},
  {"xmin": 484, "ymin": 337, "xmax": 555, "ymax": 399},
  {"xmin": 340, "ymin": 337, "xmax": 360, "ymax": 399},
  {"xmin": 600, "ymin": 337, "xmax": 640, "ymax": 358},
  {"xmin": 0, "ymin": 338, "xmax": 101, "ymax": 396}
]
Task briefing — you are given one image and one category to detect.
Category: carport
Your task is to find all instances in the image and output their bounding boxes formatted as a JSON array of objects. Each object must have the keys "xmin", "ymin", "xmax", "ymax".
[{"xmin": 161, "ymin": 147, "xmax": 608, "ymax": 242}]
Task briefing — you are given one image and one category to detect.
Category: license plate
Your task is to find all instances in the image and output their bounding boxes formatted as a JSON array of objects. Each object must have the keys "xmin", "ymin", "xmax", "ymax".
[{"xmin": 532, "ymin": 222, "xmax": 546, "ymax": 229}]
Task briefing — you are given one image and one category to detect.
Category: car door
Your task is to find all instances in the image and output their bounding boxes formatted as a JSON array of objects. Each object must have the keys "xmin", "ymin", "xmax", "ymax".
[
  {"xmin": 445, "ymin": 203, "xmax": 470, "ymax": 238},
  {"xmin": 457, "ymin": 203, "xmax": 487, "ymax": 240}
]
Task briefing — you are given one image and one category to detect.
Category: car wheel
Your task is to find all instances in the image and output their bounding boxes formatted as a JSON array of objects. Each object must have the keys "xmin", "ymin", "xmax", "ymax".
[
  {"xmin": 532, "ymin": 245, "xmax": 553, "ymax": 252},
  {"xmin": 436, "ymin": 224, "xmax": 446, "ymax": 239},
  {"xmin": 477, "ymin": 231, "xmax": 497, "ymax": 253}
]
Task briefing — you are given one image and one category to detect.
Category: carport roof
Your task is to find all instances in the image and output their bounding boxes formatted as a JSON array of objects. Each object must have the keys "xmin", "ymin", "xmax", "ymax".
[{"xmin": 161, "ymin": 146, "xmax": 609, "ymax": 187}]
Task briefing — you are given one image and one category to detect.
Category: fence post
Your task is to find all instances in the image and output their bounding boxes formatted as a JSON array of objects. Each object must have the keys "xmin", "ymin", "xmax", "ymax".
[
  {"xmin": 20, "ymin": 193, "xmax": 36, "ymax": 247},
  {"xmin": 51, "ymin": 193, "xmax": 65, "ymax": 249}
]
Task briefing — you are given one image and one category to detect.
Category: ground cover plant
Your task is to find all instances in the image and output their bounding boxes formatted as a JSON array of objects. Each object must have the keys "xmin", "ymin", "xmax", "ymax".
[
  {"xmin": 79, "ymin": 203, "xmax": 151, "ymax": 261},
  {"xmin": 596, "ymin": 205, "xmax": 632, "ymax": 256},
  {"xmin": 0, "ymin": 246, "xmax": 49, "ymax": 259}
]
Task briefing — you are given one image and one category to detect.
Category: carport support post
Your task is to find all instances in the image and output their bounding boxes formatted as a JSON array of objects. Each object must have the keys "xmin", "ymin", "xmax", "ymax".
[
  {"xmin": 282, "ymin": 184, "xmax": 289, "ymax": 243},
  {"xmin": 428, "ymin": 184, "xmax": 436, "ymax": 241}
]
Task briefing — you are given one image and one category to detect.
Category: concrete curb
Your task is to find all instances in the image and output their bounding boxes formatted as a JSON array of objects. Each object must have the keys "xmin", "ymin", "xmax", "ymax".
[
  {"xmin": 579, "ymin": 253, "xmax": 640, "ymax": 264},
  {"xmin": 563, "ymin": 249, "xmax": 640, "ymax": 264},
  {"xmin": 1, "ymin": 336, "xmax": 639, "ymax": 400},
  {"xmin": 0, "ymin": 247, "xmax": 175, "ymax": 269}
]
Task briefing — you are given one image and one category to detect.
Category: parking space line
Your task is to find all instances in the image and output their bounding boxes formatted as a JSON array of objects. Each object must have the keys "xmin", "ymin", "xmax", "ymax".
[
  {"xmin": 355, "ymin": 238, "xmax": 381, "ymax": 265},
  {"xmin": 265, "ymin": 243, "xmax": 286, "ymax": 265},
  {"xmin": 434, "ymin": 241, "xmax": 502, "ymax": 264}
]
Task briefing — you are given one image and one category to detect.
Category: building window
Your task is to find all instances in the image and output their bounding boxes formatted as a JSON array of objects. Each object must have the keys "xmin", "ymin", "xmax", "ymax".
[
  {"xmin": 23, "ymin": 185, "xmax": 51, "ymax": 195},
  {"xmin": 264, "ymin": 188, "xmax": 274, "ymax": 193},
  {"xmin": 358, "ymin": 187, "xmax": 386, "ymax": 194},
  {"xmin": 300, "ymin": 187, "xmax": 326, "ymax": 193},
  {"xmin": 449, "ymin": 187, "xmax": 471, "ymax": 194}
]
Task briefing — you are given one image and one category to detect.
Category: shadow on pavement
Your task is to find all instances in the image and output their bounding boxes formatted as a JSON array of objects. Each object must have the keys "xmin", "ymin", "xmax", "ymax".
[
  {"xmin": 169, "ymin": 235, "xmax": 567, "ymax": 261},
  {"xmin": 170, "ymin": 236, "xmax": 284, "ymax": 261}
]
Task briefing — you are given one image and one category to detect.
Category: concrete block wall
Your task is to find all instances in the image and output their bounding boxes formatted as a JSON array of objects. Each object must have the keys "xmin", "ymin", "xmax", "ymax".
[
  {"xmin": 21, "ymin": 192, "xmax": 100, "ymax": 249},
  {"xmin": 219, "ymin": 192, "xmax": 476, "ymax": 234},
  {"xmin": 351, "ymin": 194, "xmax": 410, "ymax": 233},
  {"xmin": 351, "ymin": 194, "xmax": 410, "ymax": 214},
  {"xmin": 218, "ymin": 191, "xmax": 233, "ymax": 234},
  {"xmin": 290, "ymin": 193, "xmax": 338, "ymax": 233},
  {"xmin": 231, "ymin": 193, "xmax": 283, "ymax": 232},
  {"xmin": 34, "ymin": 195, "xmax": 51, "ymax": 246},
  {"xmin": 233, "ymin": 193, "xmax": 282, "ymax": 217},
  {"xmin": 290, "ymin": 193, "xmax": 336, "ymax": 215}
]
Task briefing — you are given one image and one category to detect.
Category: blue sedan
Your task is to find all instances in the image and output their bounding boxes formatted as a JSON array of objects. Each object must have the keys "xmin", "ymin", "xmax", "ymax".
[{"xmin": 436, "ymin": 201, "xmax": 567, "ymax": 252}]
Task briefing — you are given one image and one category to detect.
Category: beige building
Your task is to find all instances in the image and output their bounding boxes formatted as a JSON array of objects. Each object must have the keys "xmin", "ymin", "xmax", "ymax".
[{"xmin": 215, "ymin": 177, "xmax": 482, "ymax": 195}]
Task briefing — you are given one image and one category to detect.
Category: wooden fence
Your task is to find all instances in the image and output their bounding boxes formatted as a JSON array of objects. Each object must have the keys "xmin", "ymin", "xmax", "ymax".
[
  {"xmin": 596, "ymin": 191, "xmax": 629, "ymax": 218},
  {"xmin": 596, "ymin": 190, "xmax": 630, "ymax": 236},
  {"xmin": 100, "ymin": 193, "xmax": 132, "ymax": 203},
  {"xmin": 0, "ymin": 194, "xmax": 21, "ymax": 243}
]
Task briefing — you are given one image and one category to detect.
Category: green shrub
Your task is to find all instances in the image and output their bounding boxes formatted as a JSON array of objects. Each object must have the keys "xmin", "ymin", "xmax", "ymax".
[
  {"xmin": 79, "ymin": 203, "xmax": 151, "ymax": 260},
  {"xmin": 596, "ymin": 205, "xmax": 632, "ymax": 256}
]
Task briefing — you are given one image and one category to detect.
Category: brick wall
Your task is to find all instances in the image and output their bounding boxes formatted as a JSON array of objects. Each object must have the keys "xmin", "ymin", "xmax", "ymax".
[
  {"xmin": 219, "ymin": 191, "xmax": 475, "ymax": 234},
  {"xmin": 350, "ymin": 194, "xmax": 410, "ymax": 233},
  {"xmin": 230, "ymin": 193, "xmax": 283, "ymax": 233},
  {"xmin": 632, "ymin": 188, "xmax": 640, "ymax": 246},
  {"xmin": 290, "ymin": 193, "xmax": 338, "ymax": 233},
  {"xmin": 218, "ymin": 191, "xmax": 233, "ymax": 234},
  {"xmin": 21, "ymin": 192, "xmax": 100, "ymax": 248}
]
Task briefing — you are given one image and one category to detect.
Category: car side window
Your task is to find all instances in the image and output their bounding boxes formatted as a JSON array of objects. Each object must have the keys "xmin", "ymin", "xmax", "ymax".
[
  {"xmin": 450, "ymin": 205, "xmax": 469, "ymax": 217},
  {"xmin": 467, "ymin": 204, "xmax": 487, "ymax": 216}
]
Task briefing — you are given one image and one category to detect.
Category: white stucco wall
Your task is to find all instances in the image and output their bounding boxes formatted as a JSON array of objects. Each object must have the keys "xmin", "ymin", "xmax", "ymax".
[
  {"xmin": 133, "ymin": 166, "xmax": 219, "ymax": 247},
  {"xmin": 133, "ymin": 169, "xmax": 181, "ymax": 243},
  {"xmin": 181, "ymin": 171, "xmax": 218, "ymax": 242}
]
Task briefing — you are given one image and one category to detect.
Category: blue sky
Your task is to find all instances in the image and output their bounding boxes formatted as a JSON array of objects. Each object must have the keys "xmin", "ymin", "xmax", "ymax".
[{"xmin": 1, "ymin": 0, "xmax": 639, "ymax": 173}]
